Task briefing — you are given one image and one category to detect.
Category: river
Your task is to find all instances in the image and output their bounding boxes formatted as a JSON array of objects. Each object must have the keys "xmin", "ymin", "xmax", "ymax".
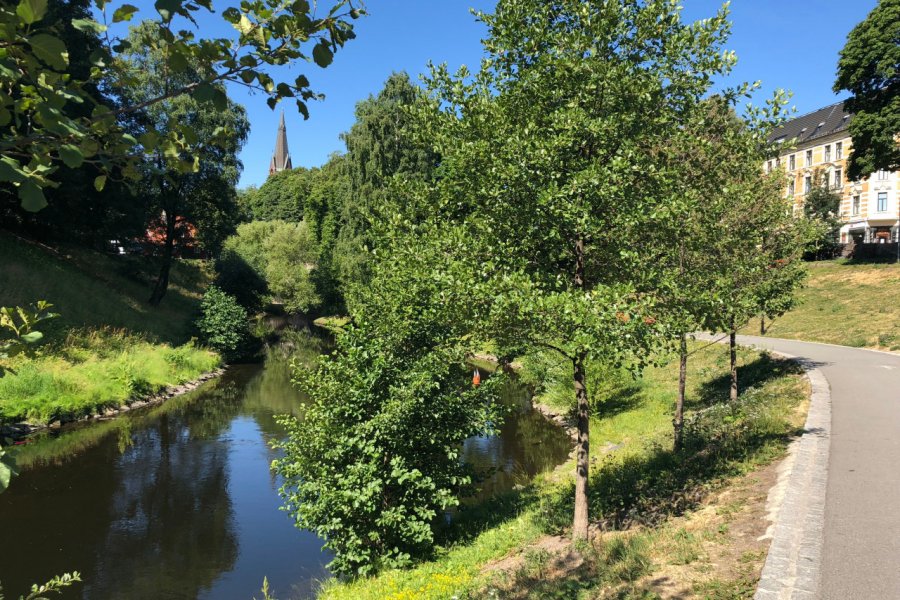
[{"xmin": 0, "ymin": 333, "xmax": 570, "ymax": 599}]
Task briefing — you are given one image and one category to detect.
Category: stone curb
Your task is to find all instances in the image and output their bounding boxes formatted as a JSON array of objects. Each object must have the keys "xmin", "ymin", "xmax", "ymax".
[{"xmin": 752, "ymin": 351, "xmax": 830, "ymax": 600}]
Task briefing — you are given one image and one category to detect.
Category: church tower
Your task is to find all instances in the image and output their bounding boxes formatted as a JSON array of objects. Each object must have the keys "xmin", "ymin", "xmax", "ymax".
[{"xmin": 268, "ymin": 110, "xmax": 293, "ymax": 176}]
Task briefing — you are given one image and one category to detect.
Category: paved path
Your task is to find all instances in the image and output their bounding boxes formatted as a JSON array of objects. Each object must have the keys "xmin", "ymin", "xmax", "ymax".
[{"xmin": 727, "ymin": 335, "xmax": 900, "ymax": 599}]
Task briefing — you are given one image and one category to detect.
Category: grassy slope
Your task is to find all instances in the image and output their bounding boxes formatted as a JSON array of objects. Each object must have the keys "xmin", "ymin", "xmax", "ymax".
[
  {"xmin": 0, "ymin": 232, "xmax": 219, "ymax": 423},
  {"xmin": 319, "ymin": 343, "xmax": 808, "ymax": 599},
  {"xmin": 745, "ymin": 260, "xmax": 900, "ymax": 351}
]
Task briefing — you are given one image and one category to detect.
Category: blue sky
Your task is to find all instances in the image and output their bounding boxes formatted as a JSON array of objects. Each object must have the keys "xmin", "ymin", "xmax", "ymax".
[{"xmin": 129, "ymin": 1, "xmax": 878, "ymax": 188}]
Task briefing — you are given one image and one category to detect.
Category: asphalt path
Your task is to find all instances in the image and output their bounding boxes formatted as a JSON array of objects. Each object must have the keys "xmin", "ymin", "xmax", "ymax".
[{"xmin": 729, "ymin": 335, "xmax": 900, "ymax": 599}]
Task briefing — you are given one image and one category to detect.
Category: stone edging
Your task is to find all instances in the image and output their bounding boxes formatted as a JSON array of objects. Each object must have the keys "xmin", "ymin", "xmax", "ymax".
[
  {"xmin": 751, "ymin": 351, "xmax": 831, "ymax": 600},
  {"xmin": 3, "ymin": 368, "xmax": 226, "ymax": 440}
]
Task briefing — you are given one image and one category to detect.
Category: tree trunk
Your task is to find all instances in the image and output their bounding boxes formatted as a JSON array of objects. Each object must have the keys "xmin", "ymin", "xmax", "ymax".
[
  {"xmin": 729, "ymin": 320, "xmax": 738, "ymax": 402},
  {"xmin": 149, "ymin": 208, "xmax": 177, "ymax": 306},
  {"xmin": 760, "ymin": 314, "xmax": 766, "ymax": 335},
  {"xmin": 572, "ymin": 351, "xmax": 590, "ymax": 540},
  {"xmin": 571, "ymin": 235, "xmax": 590, "ymax": 540},
  {"xmin": 674, "ymin": 334, "xmax": 687, "ymax": 451}
]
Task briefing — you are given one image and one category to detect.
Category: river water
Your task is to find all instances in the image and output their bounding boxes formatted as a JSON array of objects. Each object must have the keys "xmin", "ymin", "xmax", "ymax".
[{"xmin": 0, "ymin": 335, "xmax": 570, "ymax": 599}]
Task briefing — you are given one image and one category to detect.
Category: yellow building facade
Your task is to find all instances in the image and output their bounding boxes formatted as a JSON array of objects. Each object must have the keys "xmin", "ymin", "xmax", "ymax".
[{"xmin": 769, "ymin": 101, "xmax": 899, "ymax": 245}]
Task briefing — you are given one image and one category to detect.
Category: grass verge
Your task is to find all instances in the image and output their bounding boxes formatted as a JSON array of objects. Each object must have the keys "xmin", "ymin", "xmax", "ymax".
[
  {"xmin": 0, "ymin": 232, "xmax": 220, "ymax": 424},
  {"xmin": 744, "ymin": 259, "xmax": 900, "ymax": 351},
  {"xmin": 318, "ymin": 342, "xmax": 808, "ymax": 599}
]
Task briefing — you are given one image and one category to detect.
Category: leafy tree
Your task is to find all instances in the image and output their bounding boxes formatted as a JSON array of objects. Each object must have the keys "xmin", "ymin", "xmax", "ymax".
[
  {"xmin": 118, "ymin": 22, "xmax": 250, "ymax": 305},
  {"xmin": 834, "ymin": 0, "xmax": 900, "ymax": 180},
  {"xmin": 419, "ymin": 0, "xmax": 738, "ymax": 540},
  {"xmin": 243, "ymin": 168, "xmax": 317, "ymax": 222},
  {"xmin": 0, "ymin": 0, "xmax": 146, "ymax": 245},
  {"xmin": 713, "ymin": 162, "xmax": 811, "ymax": 400},
  {"xmin": 0, "ymin": 0, "xmax": 361, "ymax": 211},
  {"xmin": 263, "ymin": 221, "xmax": 320, "ymax": 313},
  {"xmin": 335, "ymin": 72, "xmax": 439, "ymax": 303},
  {"xmin": 217, "ymin": 220, "xmax": 323, "ymax": 313},
  {"xmin": 274, "ymin": 223, "xmax": 502, "ymax": 576},
  {"xmin": 195, "ymin": 286, "xmax": 248, "ymax": 361},
  {"xmin": 650, "ymin": 96, "xmax": 748, "ymax": 449},
  {"xmin": 802, "ymin": 170, "xmax": 843, "ymax": 261}
]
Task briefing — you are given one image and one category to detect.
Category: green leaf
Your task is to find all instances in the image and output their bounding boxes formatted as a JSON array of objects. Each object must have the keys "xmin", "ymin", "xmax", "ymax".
[
  {"xmin": 94, "ymin": 174, "xmax": 107, "ymax": 191},
  {"xmin": 29, "ymin": 33, "xmax": 69, "ymax": 70},
  {"xmin": 312, "ymin": 43, "xmax": 333, "ymax": 68},
  {"xmin": 112, "ymin": 4, "xmax": 139, "ymax": 22},
  {"xmin": 71, "ymin": 18, "xmax": 106, "ymax": 34},
  {"xmin": 21, "ymin": 331, "xmax": 43, "ymax": 344},
  {"xmin": 59, "ymin": 144, "xmax": 84, "ymax": 169},
  {"xmin": 193, "ymin": 82, "xmax": 216, "ymax": 103},
  {"xmin": 19, "ymin": 180, "xmax": 48, "ymax": 212},
  {"xmin": 0, "ymin": 460, "xmax": 13, "ymax": 493},
  {"xmin": 154, "ymin": 0, "xmax": 180, "ymax": 22},
  {"xmin": 0, "ymin": 157, "xmax": 25, "ymax": 184},
  {"xmin": 16, "ymin": 0, "xmax": 47, "ymax": 24}
]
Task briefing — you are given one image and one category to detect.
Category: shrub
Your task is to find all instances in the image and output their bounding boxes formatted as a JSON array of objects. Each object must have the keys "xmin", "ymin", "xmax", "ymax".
[
  {"xmin": 273, "ymin": 319, "xmax": 502, "ymax": 577},
  {"xmin": 195, "ymin": 286, "xmax": 249, "ymax": 361}
]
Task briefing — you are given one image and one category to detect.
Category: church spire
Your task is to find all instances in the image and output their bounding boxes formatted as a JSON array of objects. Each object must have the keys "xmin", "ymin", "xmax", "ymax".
[{"xmin": 268, "ymin": 110, "xmax": 293, "ymax": 176}]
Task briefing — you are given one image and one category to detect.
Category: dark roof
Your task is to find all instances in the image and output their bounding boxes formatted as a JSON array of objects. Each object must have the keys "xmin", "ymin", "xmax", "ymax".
[{"xmin": 769, "ymin": 101, "xmax": 852, "ymax": 145}]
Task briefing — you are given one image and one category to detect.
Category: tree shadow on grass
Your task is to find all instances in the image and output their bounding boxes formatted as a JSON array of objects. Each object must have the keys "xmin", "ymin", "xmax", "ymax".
[
  {"xmin": 538, "ymin": 394, "xmax": 804, "ymax": 535},
  {"xmin": 696, "ymin": 353, "xmax": 804, "ymax": 408}
]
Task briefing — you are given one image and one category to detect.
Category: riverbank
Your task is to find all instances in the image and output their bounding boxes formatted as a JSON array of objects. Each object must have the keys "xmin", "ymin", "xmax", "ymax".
[
  {"xmin": 2, "ymin": 365, "xmax": 225, "ymax": 439},
  {"xmin": 319, "ymin": 342, "xmax": 809, "ymax": 599},
  {"xmin": 0, "ymin": 232, "xmax": 221, "ymax": 425}
]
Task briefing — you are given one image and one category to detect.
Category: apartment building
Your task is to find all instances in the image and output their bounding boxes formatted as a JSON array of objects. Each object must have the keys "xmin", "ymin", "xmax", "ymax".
[{"xmin": 768, "ymin": 101, "xmax": 898, "ymax": 245}]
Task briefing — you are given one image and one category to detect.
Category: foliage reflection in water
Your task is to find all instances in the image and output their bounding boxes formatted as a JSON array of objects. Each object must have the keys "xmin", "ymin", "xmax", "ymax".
[{"xmin": 0, "ymin": 333, "xmax": 569, "ymax": 599}]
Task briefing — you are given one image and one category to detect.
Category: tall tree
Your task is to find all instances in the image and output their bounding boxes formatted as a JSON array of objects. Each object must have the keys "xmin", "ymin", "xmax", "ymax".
[
  {"xmin": 834, "ymin": 0, "xmax": 900, "ymax": 180},
  {"xmin": 119, "ymin": 22, "xmax": 249, "ymax": 305},
  {"xmin": 243, "ymin": 167, "xmax": 317, "ymax": 222},
  {"xmin": 421, "ymin": 0, "xmax": 737, "ymax": 540},
  {"xmin": 336, "ymin": 72, "xmax": 439, "ymax": 305}
]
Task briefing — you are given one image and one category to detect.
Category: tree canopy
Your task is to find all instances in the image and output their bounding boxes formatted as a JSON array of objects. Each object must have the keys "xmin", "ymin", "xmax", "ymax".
[
  {"xmin": 0, "ymin": 0, "xmax": 361, "ymax": 211},
  {"xmin": 834, "ymin": 0, "xmax": 900, "ymax": 180}
]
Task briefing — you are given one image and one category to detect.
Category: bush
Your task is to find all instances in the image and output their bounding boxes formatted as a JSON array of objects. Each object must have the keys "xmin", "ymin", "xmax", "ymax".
[
  {"xmin": 195, "ymin": 286, "xmax": 249, "ymax": 361},
  {"xmin": 272, "ymin": 319, "xmax": 502, "ymax": 577}
]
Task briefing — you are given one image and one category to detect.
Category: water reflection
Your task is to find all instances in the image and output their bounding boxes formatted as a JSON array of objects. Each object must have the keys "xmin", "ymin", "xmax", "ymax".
[{"xmin": 0, "ymin": 336, "xmax": 569, "ymax": 599}]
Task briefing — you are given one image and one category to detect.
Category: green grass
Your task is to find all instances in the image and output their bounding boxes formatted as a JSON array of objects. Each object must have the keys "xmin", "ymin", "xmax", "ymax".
[
  {"xmin": 318, "ymin": 343, "xmax": 808, "ymax": 600},
  {"xmin": 745, "ymin": 260, "xmax": 900, "ymax": 351},
  {"xmin": 0, "ymin": 232, "xmax": 220, "ymax": 424}
]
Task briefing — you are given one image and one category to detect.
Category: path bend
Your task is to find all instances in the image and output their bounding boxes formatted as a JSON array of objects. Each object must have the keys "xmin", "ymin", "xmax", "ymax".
[{"xmin": 713, "ymin": 334, "xmax": 900, "ymax": 599}]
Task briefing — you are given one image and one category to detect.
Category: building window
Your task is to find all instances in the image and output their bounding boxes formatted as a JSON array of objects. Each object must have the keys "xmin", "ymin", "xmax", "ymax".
[
  {"xmin": 836, "ymin": 141, "xmax": 843, "ymax": 159},
  {"xmin": 806, "ymin": 149, "xmax": 813, "ymax": 166},
  {"xmin": 824, "ymin": 145, "xmax": 831, "ymax": 162},
  {"xmin": 776, "ymin": 157, "xmax": 781, "ymax": 168},
  {"xmin": 804, "ymin": 175, "xmax": 812, "ymax": 193},
  {"xmin": 852, "ymin": 195, "xmax": 860, "ymax": 215},
  {"xmin": 788, "ymin": 180, "xmax": 795, "ymax": 196},
  {"xmin": 822, "ymin": 172, "xmax": 830, "ymax": 188},
  {"xmin": 834, "ymin": 168, "xmax": 842, "ymax": 189},
  {"xmin": 789, "ymin": 154, "xmax": 795, "ymax": 170},
  {"xmin": 877, "ymin": 192, "xmax": 888, "ymax": 212},
  {"xmin": 877, "ymin": 170, "xmax": 889, "ymax": 181},
  {"xmin": 767, "ymin": 161, "xmax": 772, "ymax": 173}
]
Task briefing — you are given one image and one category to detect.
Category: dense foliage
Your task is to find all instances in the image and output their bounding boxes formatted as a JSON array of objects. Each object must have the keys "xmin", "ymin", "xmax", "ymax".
[
  {"xmin": 241, "ymin": 168, "xmax": 317, "ymax": 222},
  {"xmin": 217, "ymin": 220, "xmax": 323, "ymax": 314},
  {"xmin": 416, "ymin": 0, "xmax": 742, "ymax": 539},
  {"xmin": 0, "ymin": 0, "xmax": 362, "ymax": 210},
  {"xmin": 834, "ymin": 0, "xmax": 900, "ymax": 180},
  {"xmin": 195, "ymin": 286, "xmax": 248, "ymax": 361},
  {"xmin": 274, "ymin": 318, "xmax": 501, "ymax": 576}
]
